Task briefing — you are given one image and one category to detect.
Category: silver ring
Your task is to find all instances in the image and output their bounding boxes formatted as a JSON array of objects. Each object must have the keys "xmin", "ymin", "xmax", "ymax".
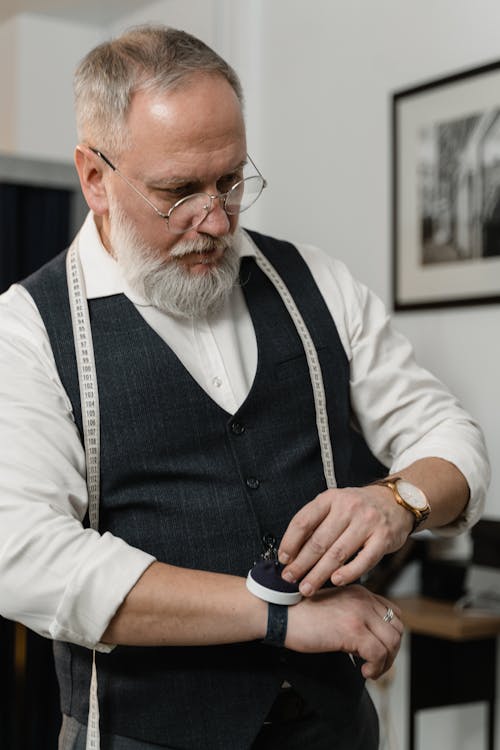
[{"xmin": 383, "ymin": 607, "xmax": 394, "ymax": 623}]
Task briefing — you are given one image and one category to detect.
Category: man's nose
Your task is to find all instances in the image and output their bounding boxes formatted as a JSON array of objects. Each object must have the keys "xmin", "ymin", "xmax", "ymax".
[{"xmin": 198, "ymin": 195, "xmax": 231, "ymax": 236}]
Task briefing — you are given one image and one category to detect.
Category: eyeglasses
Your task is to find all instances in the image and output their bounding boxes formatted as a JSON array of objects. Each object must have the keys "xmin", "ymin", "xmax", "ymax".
[{"xmin": 89, "ymin": 146, "xmax": 267, "ymax": 234}]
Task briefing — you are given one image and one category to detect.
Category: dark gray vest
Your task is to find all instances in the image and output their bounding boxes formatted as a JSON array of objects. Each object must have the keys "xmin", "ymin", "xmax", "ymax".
[{"xmin": 22, "ymin": 230, "xmax": 384, "ymax": 748}]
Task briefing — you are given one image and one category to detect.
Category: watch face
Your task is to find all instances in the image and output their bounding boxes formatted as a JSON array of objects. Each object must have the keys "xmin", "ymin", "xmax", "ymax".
[{"xmin": 396, "ymin": 480, "xmax": 428, "ymax": 510}]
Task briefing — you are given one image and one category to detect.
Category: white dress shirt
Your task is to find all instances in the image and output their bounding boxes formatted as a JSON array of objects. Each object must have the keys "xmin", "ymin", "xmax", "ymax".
[{"xmin": 0, "ymin": 213, "xmax": 489, "ymax": 649}]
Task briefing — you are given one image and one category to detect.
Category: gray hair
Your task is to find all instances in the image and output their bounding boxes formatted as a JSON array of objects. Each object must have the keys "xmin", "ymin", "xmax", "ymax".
[{"xmin": 74, "ymin": 24, "xmax": 243, "ymax": 155}]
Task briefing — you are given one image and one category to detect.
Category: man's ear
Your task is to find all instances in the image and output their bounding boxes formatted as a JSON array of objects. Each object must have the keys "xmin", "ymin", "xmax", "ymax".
[{"xmin": 74, "ymin": 145, "xmax": 110, "ymax": 216}]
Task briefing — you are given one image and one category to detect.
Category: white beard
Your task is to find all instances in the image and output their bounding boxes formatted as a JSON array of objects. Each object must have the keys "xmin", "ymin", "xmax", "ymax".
[{"xmin": 108, "ymin": 203, "xmax": 241, "ymax": 319}]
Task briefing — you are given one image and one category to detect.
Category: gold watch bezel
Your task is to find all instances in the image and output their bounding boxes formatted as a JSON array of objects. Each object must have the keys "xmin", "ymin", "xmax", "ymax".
[{"xmin": 375, "ymin": 477, "xmax": 431, "ymax": 531}]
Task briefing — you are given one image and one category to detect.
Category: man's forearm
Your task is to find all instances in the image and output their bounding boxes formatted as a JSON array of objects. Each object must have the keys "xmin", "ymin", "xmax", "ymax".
[
  {"xmin": 101, "ymin": 564, "xmax": 402, "ymax": 680},
  {"xmin": 101, "ymin": 561, "xmax": 268, "ymax": 647},
  {"xmin": 392, "ymin": 456, "xmax": 470, "ymax": 530}
]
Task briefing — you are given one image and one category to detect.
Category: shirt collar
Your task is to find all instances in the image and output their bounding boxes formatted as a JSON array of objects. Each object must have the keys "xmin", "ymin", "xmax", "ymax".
[{"xmin": 77, "ymin": 212, "xmax": 257, "ymax": 302}]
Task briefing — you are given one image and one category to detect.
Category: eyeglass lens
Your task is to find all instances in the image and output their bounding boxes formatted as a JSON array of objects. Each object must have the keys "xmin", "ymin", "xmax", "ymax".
[{"xmin": 168, "ymin": 175, "xmax": 264, "ymax": 233}]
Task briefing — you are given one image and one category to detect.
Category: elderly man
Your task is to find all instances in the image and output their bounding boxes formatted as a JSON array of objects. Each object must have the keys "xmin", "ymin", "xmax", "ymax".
[{"xmin": 0, "ymin": 24, "xmax": 489, "ymax": 750}]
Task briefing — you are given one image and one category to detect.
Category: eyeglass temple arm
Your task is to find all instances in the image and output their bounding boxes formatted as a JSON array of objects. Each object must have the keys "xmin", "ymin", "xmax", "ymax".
[
  {"xmin": 88, "ymin": 147, "xmax": 117, "ymax": 171},
  {"xmin": 246, "ymin": 154, "xmax": 267, "ymax": 187},
  {"xmin": 87, "ymin": 145, "xmax": 170, "ymax": 219}
]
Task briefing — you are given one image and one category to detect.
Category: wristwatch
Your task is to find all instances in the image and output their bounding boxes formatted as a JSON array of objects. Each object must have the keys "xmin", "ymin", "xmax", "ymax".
[{"xmin": 375, "ymin": 477, "xmax": 431, "ymax": 532}]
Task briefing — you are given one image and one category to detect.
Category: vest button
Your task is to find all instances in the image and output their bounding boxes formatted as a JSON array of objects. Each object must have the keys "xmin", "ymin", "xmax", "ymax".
[
  {"xmin": 231, "ymin": 421, "xmax": 245, "ymax": 435},
  {"xmin": 246, "ymin": 477, "xmax": 260, "ymax": 490},
  {"xmin": 262, "ymin": 533, "xmax": 277, "ymax": 548}
]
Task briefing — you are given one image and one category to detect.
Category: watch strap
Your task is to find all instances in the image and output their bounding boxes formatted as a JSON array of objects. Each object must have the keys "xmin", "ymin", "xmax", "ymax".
[{"xmin": 262, "ymin": 603, "xmax": 288, "ymax": 648}]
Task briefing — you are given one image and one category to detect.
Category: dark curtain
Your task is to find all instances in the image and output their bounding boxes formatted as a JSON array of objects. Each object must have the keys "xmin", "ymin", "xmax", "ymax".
[
  {"xmin": 0, "ymin": 619, "xmax": 15, "ymax": 746},
  {"xmin": 1, "ymin": 182, "xmax": 72, "ymax": 748},
  {"xmin": 0, "ymin": 624, "xmax": 61, "ymax": 749},
  {"xmin": 0, "ymin": 182, "xmax": 71, "ymax": 292}
]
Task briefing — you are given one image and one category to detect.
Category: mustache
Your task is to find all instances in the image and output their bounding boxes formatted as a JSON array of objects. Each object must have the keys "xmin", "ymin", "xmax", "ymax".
[{"xmin": 169, "ymin": 235, "xmax": 232, "ymax": 258}]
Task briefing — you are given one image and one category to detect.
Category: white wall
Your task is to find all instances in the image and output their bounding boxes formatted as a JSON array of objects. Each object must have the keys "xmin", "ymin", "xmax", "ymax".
[
  {"xmin": 0, "ymin": 18, "xmax": 18, "ymax": 151},
  {"xmin": 16, "ymin": 15, "xmax": 104, "ymax": 162},
  {"xmin": 0, "ymin": 14, "xmax": 104, "ymax": 162}
]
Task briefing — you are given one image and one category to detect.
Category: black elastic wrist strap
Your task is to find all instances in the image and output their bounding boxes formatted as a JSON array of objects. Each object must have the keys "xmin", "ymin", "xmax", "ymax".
[{"xmin": 262, "ymin": 603, "xmax": 288, "ymax": 647}]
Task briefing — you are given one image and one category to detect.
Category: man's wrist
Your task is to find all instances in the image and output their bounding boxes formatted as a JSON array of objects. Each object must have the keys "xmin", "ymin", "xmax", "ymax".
[
  {"xmin": 374, "ymin": 476, "xmax": 431, "ymax": 533},
  {"xmin": 375, "ymin": 484, "xmax": 415, "ymax": 534}
]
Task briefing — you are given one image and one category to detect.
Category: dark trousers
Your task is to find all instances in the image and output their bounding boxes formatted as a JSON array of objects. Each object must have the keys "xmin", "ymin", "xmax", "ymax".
[{"xmin": 59, "ymin": 688, "xmax": 379, "ymax": 750}]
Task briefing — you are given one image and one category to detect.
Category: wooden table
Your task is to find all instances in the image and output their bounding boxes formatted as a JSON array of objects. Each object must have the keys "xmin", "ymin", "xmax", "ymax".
[{"xmin": 395, "ymin": 596, "xmax": 500, "ymax": 750}]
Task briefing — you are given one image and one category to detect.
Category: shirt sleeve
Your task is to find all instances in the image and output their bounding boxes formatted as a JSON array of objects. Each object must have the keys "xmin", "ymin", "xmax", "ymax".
[
  {"xmin": 0, "ymin": 284, "xmax": 155, "ymax": 650},
  {"xmin": 296, "ymin": 243, "xmax": 490, "ymax": 535}
]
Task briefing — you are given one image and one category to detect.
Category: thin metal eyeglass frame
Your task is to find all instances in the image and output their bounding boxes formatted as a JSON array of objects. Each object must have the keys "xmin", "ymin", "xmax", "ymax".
[{"xmin": 88, "ymin": 146, "xmax": 267, "ymax": 233}]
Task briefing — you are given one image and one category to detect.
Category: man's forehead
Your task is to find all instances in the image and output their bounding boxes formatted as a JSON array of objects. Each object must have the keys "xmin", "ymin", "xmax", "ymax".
[
  {"xmin": 128, "ymin": 75, "xmax": 243, "ymax": 128},
  {"xmin": 124, "ymin": 79, "xmax": 246, "ymax": 175}
]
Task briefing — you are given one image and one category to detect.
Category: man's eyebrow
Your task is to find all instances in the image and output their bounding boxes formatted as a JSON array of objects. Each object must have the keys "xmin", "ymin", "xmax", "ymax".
[
  {"xmin": 147, "ymin": 176, "xmax": 197, "ymax": 188},
  {"xmin": 145, "ymin": 160, "xmax": 248, "ymax": 188}
]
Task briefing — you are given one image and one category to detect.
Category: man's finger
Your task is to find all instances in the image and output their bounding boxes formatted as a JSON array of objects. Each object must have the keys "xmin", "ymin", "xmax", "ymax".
[
  {"xmin": 360, "ymin": 610, "xmax": 403, "ymax": 679},
  {"xmin": 278, "ymin": 496, "xmax": 330, "ymax": 564},
  {"xmin": 285, "ymin": 514, "xmax": 360, "ymax": 589},
  {"xmin": 330, "ymin": 538, "xmax": 387, "ymax": 586},
  {"xmin": 283, "ymin": 525, "xmax": 362, "ymax": 594}
]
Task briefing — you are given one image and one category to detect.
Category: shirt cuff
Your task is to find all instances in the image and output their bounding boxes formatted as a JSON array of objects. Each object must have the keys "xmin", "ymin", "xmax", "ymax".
[{"xmin": 50, "ymin": 533, "xmax": 155, "ymax": 650}]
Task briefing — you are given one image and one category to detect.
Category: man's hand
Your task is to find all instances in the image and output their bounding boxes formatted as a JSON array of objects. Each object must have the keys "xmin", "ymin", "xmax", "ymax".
[
  {"xmin": 285, "ymin": 585, "xmax": 403, "ymax": 680},
  {"xmin": 278, "ymin": 484, "xmax": 413, "ymax": 595}
]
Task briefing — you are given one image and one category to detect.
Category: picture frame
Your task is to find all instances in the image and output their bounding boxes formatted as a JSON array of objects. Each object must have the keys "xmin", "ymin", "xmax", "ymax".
[{"xmin": 392, "ymin": 60, "xmax": 500, "ymax": 310}]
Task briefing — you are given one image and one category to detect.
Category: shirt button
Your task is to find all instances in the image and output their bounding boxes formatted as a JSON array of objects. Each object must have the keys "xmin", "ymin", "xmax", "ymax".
[
  {"xmin": 212, "ymin": 376, "xmax": 223, "ymax": 388},
  {"xmin": 231, "ymin": 422, "xmax": 245, "ymax": 435},
  {"xmin": 246, "ymin": 477, "xmax": 260, "ymax": 490}
]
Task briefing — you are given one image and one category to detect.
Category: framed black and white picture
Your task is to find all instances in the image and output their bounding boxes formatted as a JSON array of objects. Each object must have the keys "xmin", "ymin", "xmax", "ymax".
[{"xmin": 392, "ymin": 60, "xmax": 500, "ymax": 310}]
